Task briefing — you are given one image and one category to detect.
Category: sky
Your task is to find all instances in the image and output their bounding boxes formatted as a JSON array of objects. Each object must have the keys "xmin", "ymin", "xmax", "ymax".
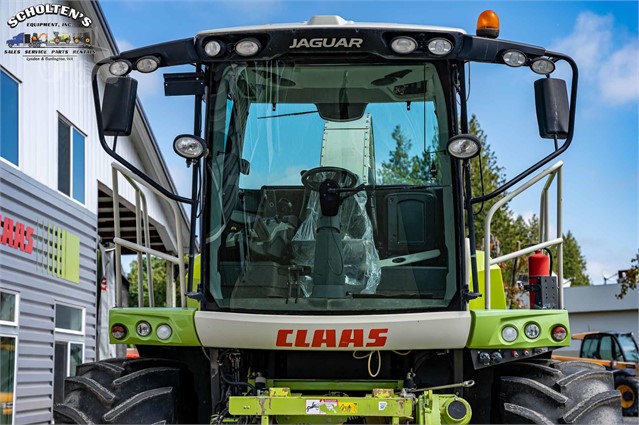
[{"xmin": 100, "ymin": 0, "xmax": 639, "ymax": 284}]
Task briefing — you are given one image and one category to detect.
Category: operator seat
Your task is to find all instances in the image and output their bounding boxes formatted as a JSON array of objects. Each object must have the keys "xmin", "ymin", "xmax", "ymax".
[{"xmin": 291, "ymin": 114, "xmax": 381, "ymax": 295}]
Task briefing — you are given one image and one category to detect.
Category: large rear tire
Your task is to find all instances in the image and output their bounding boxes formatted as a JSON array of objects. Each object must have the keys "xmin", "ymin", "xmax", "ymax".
[
  {"xmin": 498, "ymin": 360, "xmax": 623, "ymax": 424},
  {"xmin": 616, "ymin": 375, "xmax": 638, "ymax": 416},
  {"xmin": 53, "ymin": 358, "xmax": 196, "ymax": 424}
]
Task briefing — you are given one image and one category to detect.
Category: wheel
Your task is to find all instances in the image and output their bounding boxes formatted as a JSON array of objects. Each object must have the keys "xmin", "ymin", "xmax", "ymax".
[
  {"xmin": 301, "ymin": 166, "xmax": 358, "ymax": 192},
  {"xmin": 616, "ymin": 375, "xmax": 638, "ymax": 416},
  {"xmin": 53, "ymin": 358, "xmax": 196, "ymax": 424},
  {"xmin": 497, "ymin": 360, "xmax": 623, "ymax": 424},
  {"xmin": 85, "ymin": 37, "xmax": 91, "ymax": 44}
]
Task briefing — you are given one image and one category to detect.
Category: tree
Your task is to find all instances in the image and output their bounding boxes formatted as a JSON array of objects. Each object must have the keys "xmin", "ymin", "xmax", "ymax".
[
  {"xmin": 378, "ymin": 115, "xmax": 591, "ymax": 306},
  {"xmin": 127, "ymin": 256, "xmax": 177, "ymax": 307},
  {"xmin": 616, "ymin": 251, "xmax": 639, "ymax": 299}
]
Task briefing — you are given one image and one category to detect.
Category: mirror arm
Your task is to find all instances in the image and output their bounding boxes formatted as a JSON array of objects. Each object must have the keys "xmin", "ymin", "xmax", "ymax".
[
  {"xmin": 471, "ymin": 53, "xmax": 578, "ymax": 205},
  {"xmin": 92, "ymin": 61, "xmax": 193, "ymax": 205}
]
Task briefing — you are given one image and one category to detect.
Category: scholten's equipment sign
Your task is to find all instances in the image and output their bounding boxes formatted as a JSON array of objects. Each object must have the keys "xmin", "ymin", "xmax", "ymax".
[{"xmin": 7, "ymin": 3, "xmax": 93, "ymax": 28}]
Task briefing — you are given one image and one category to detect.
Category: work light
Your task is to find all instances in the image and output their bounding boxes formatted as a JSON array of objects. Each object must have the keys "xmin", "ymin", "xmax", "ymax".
[
  {"xmin": 235, "ymin": 38, "xmax": 261, "ymax": 56},
  {"xmin": 109, "ymin": 59, "xmax": 132, "ymax": 76},
  {"xmin": 173, "ymin": 134, "xmax": 207, "ymax": 160},
  {"xmin": 204, "ymin": 40, "xmax": 224, "ymax": 57},
  {"xmin": 427, "ymin": 38, "xmax": 453, "ymax": 56},
  {"xmin": 531, "ymin": 58, "xmax": 555, "ymax": 75},
  {"xmin": 390, "ymin": 36, "xmax": 417, "ymax": 54},
  {"xmin": 135, "ymin": 56, "xmax": 160, "ymax": 73},
  {"xmin": 503, "ymin": 50, "xmax": 527, "ymax": 67},
  {"xmin": 447, "ymin": 134, "xmax": 481, "ymax": 160}
]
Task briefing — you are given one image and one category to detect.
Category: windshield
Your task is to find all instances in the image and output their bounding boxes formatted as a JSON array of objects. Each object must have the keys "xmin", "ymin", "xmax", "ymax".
[
  {"xmin": 618, "ymin": 334, "xmax": 638, "ymax": 362},
  {"xmin": 205, "ymin": 62, "xmax": 457, "ymax": 313}
]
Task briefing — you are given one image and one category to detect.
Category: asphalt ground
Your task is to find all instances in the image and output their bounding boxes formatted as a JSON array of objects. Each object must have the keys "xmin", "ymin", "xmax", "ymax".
[{"xmin": 624, "ymin": 415, "xmax": 639, "ymax": 424}]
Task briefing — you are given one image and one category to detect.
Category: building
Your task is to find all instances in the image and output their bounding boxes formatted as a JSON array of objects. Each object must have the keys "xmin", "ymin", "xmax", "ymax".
[
  {"xmin": 557, "ymin": 284, "xmax": 639, "ymax": 356},
  {"xmin": 0, "ymin": 1, "xmax": 190, "ymax": 423}
]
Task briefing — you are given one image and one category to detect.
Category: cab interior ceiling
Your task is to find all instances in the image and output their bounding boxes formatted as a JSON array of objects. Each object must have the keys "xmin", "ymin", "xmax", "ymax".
[{"xmin": 235, "ymin": 64, "xmax": 437, "ymax": 104}]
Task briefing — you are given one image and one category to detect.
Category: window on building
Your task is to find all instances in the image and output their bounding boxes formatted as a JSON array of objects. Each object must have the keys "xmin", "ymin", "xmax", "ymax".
[
  {"xmin": 53, "ymin": 304, "xmax": 85, "ymax": 403},
  {"xmin": 0, "ymin": 291, "xmax": 18, "ymax": 425},
  {"xmin": 0, "ymin": 69, "xmax": 19, "ymax": 166},
  {"xmin": 57, "ymin": 117, "xmax": 85, "ymax": 203}
]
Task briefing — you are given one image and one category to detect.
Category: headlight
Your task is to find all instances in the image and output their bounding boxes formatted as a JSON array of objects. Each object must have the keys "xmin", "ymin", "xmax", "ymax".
[
  {"xmin": 427, "ymin": 38, "xmax": 453, "ymax": 56},
  {"xmin": 447, "ymin": 134, "xmax": 481, "ymax": 159},
  {"xmin": 503, "ymin": 50, "xmax": 527, "ymax": 67},
  {"xmin": 501, "ymin": 326, "xmax": 518, "ymax": 342},
  {"xmin": 235, "ymin": 38, "xmax": 261, "ymax": 56},
  {"xmin": 173, "ymin": 134, "xmax": 207, "ymax": 159},
  {"xmin": 136, "ymin": 321, "xmax": 152, "ymax": 337},
  {"xmin": 157, "ymin": 324, "xmax": 172, "ymax": 340},
  {"xmin": 109, "ymin": 59, "xmax": 132, "ymax": 76},
  {"xmin": 524, "ymin": 323, "xmax": 541, "ymax": 339},
  {"xmin": 531, "ymin": 58, "xmax": 555, "ymax": 75},
  {"xmin": 390, "ymin": 36, "xmax": 417, "ymax": 54},
  {"xmin": 204, "ymin": 40, "xmax": 223, "ymax": 57}
]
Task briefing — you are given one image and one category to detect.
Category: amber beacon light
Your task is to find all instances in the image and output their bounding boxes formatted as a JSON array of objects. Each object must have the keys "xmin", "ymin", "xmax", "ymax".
[{"xmin": 476, "ymin": 10, "xmax": 500, "ymax": 38}]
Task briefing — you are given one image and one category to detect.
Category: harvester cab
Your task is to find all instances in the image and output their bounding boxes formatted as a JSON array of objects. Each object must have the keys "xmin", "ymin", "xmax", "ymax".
[{"xmin": 53, "ymin": 11, "xmax": 625, "ymax": 425}]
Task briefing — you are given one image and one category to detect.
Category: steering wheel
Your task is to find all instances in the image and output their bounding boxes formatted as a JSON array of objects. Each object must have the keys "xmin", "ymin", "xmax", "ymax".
[{"xmin": 301, "ymin": 166, "xmax": 358, "ymax": 192}]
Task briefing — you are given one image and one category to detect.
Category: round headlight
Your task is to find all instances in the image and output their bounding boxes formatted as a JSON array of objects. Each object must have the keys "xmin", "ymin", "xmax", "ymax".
[
  {"xmin": 427, "ymin": 38, "xmax": 453, "ymax": 56},
  {"xmin": 135, "ymin": 56, "xmax": 159, "ymax": 73},
  {"xmin": 109, "ymin": 59, "xmax": 132, "ymax": 76},
  {"xmin": 204, "ymin": 40, "xmax": 223, "ymax": 57},
  {"xmin": 502, "ymin": 326, "xmax": 518, "ymax": 342},
  {"xmin": 447, "ymin": 134, "xmax": 481, "ymax": 159},
  {"xmin": 524, "ymin": 323, "xmax": 541, "ymax": 339},
  {"xmin": 235, "ymin": 38, "xmax": 261, "ymax": 56},
  {"xmin": 136, "ymin": 321, "xmax": 152, "ymax": 337},
  {"xmin": 111, "ymin": 324, "xmax": 127, "ymax": 340},
  {"xmin": 551, "ymin": 325, "xmax": 567, "ymax": 341},
  {"xmin": 173, "ymin": 135, "xmax": 206, "ymax": 159},
  {"xmin": 503, "ymin": 50, "xmax": 527, "ymax": 67},
  {"xmin": 531, "ymin": 58, "xmax": 555, "ymax": 75},
  {"xmin": 157, "ymin": 324, "xmax": 172, "ymax": 340},
  {"xmin": 390, "ymin": 36, "xmax": 417, "ymax": 54}
]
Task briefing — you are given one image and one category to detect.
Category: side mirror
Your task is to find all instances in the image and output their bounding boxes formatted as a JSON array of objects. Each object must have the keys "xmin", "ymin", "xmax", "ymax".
[
  {"xmin": 102, "ymin": 77, "xmax": 138, "ymax": 136},
  {"xmin": 534, "ymin": 78, "xmax": 569, "ymax": 140}
]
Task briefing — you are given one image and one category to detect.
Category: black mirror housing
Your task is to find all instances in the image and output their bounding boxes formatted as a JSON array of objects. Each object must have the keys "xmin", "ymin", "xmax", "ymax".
[
  {"xmin": 534, "ymin": 78, "xmax": 569, "ymax": 140},
  {"xmin": 102, "ymin": 77, "xmax": 138, "ymax": 136}
]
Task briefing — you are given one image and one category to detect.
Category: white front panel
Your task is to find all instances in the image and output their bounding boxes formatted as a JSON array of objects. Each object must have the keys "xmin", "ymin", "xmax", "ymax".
[{"xmin": 194, "ymin": 311, "xmax": 471, "ymax": 350}]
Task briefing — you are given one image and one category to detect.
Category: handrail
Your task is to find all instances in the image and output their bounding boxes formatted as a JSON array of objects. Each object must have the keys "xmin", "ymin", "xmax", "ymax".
[
  {"xmin": 111, "ymin": 162, "xmax": 186, "ymax": 308},
  {"xmin": 483, "ymin": 161, "xmax": 564, "ymax": 310}
]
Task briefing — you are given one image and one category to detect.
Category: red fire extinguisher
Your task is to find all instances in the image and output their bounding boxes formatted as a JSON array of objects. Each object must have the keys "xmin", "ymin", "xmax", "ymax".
[{"xmin": 528, "ymin": 250, "xmax": 550, "ymax": 308}]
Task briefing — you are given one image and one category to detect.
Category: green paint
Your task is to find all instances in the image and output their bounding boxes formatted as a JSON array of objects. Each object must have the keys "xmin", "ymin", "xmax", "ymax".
[
  {"xmin": 261, "ymin": 380, "xmax": 403, "ymax": 392},
  {"xmin": 228, "ymin": 393, "xmax": 412, "ymax": 419},
  {"xmin": 62, "ymin": 230, "xmax": 80, "ymax": 283},
  {"xmin": 468, "ymin": 251, "xmax": 507, "ymax": 310},
  {"xmin": 467, "ymin": 309, "xmax": 570, "ymax": 348},
  {"xmin": 109, "ymin": 308, "xmax": 201, "ymax": 346},
  {"xmin": 186, "ymin": 255, "xmax": 201, "ymax": 309},
  {"xmin": 416, "ymin": 392, "xmax": 471, "ymax": 425}
]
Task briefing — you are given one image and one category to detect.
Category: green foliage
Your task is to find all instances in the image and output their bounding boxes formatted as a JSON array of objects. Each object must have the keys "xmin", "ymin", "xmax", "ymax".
[
  {"xmin": 127, "ymin": 256, "xmax": 177, "ymax": 307},
  {"xmin": 379, "ymin": 125, "xmax": 438, "ymax": 185},
  {"xmin": 616, "ymin": 251, "xmax": 639, "ymax": 299},
  {"xmin": 379, "ymin": 115, "xmax": 591, "ymax": 307}
]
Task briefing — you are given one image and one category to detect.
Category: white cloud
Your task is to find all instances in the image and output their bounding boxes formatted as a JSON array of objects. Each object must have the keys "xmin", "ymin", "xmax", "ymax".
[{"xmin": 551, "ymin": 12, "xmax": 639, "ymax": 105}]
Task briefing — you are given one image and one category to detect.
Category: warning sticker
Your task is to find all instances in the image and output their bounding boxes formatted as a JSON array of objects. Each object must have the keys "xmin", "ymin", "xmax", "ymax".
[
  {"xmin": 338, "ymin": 402, "xmax": 358, "ymax": 414},
  {"xmin": 305, "ymin": 399, "xmax": 338, "ymax": 415}
]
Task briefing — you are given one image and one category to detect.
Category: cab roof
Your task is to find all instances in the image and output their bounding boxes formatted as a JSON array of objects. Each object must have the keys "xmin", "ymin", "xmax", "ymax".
[{"xmin": 197, "ymin": 15, "xmax": 466, "ymax": 37}]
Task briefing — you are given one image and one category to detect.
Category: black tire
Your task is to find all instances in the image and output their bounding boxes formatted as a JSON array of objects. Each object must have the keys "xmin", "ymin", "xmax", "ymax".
[
  {"xmin": 498, "ymin": 360, "xmax": 623, "ymax": 424},
  {"xmin": 616, "ymin": 375, "xmax": 638, "ymax": 416},
  {"xmin": 53, "ymin": 358, "xmax": 196, "ymax": 424}
]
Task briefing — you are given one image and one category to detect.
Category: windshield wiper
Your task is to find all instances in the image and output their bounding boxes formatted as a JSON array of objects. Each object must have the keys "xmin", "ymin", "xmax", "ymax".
[{"xmin": 257, "ymin": 110, "xmax": 318, "ymax": 119}]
